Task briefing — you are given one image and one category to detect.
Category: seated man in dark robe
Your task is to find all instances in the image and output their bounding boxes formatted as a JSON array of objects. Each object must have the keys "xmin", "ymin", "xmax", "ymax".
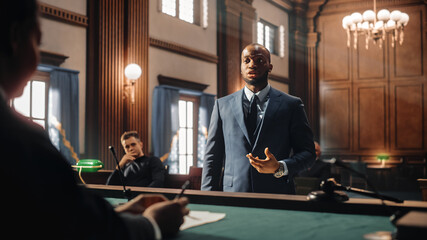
[{"xmin": 107, "ymin": 131, "xmax": 165, "ymax": 187}]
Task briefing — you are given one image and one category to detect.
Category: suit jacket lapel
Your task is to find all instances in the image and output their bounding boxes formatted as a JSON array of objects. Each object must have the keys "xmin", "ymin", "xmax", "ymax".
[
  {"xmin": 232, "ymin": 90, "xmax": 251, "ymax": 144},
  {"xmin": 252, "ymin": 88, "xmax": 281, "ymax": 150}
]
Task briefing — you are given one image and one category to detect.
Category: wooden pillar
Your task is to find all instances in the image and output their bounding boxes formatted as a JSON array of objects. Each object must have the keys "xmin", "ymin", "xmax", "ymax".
[
  {"xmin": 86, "ymin": 0, "xmax": 149, "ymax": 169},
  {"xmin": 217, "ymin": 0, "xmax": 256, "ymax": 97},
  {"xmin": 289, "ymin": 0, "xmax": 326, "ymax": 140},
  {"xmin": 125, "ymin": 0, "xmax": 149, "ymax": 154}
]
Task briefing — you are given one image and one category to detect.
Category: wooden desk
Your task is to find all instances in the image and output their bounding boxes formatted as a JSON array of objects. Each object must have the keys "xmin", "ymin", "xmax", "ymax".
[{"xmin": 418, "ymin": 179, "xmax": 427, "ymax": 201}]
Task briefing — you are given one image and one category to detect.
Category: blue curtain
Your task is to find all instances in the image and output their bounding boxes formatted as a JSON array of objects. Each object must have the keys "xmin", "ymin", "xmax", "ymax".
[
  {"xmin": 197, "ymin": 94, "xmax": 215, "ymax": 167},
  {"xmin": 152, "ymin": 85, "xmax": 215, "ymax": 173},
  {"xmin": 151, "ymin": 86, "xmax": 180, "ymax": 172},
  {"xmin": 48, "ymin": 68, "xmax": 79, "ymax": 165}
]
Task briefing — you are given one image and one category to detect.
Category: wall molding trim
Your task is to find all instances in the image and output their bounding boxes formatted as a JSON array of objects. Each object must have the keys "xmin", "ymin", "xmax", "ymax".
[
  {"xmin": 158, "ymin": 75, "xmax": 209, "ymax": 91},
  {"xmin": 149, "ymin": 37, "xmax": 218, "ymax": 64},
  {"xmin": 39, "ymin": 2, "xmax": 88, "ymax": 27},
  {"xmin": 40, "ymin": 49, "xmax": 69, "ymax": 66}
]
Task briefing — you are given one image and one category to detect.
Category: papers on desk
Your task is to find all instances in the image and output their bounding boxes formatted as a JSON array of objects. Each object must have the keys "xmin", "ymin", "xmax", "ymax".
[{"xmin": 180, "ymin": 211, "xmax": 226, "ymax": 230}]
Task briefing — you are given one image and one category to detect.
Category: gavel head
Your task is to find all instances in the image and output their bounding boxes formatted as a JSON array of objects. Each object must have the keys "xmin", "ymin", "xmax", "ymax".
[{"xmin": 320, "ymin": 178, "xmax": 338, "ymax": 195}]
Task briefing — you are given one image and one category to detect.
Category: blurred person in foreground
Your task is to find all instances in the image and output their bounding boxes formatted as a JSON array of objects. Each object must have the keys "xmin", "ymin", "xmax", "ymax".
[{"xmin": 0, "ymin": 1, "xmax": 188, "ymax": 239}]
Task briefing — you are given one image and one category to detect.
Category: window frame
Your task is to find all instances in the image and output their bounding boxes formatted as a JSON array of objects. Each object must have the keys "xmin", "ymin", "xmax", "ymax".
[
  {"xmin": 177, "ymin": 94, "xmax": 200, "ymax": 174},
  {"xmin": 160, "ymin": 0, "xmax": 202, "ymax": 26},
  {"xmin": 257, "ymin": 19, "xmax": 279, "ymax": 56},
  {"xmin": 10, "ymin": 70, "xmax": 50, "ymax": 129}
]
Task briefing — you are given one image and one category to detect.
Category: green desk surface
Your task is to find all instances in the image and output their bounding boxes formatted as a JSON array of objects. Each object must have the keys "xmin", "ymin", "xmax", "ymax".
[{"xmin": 106, "ymin": 198, "xmax": 395, "ymax": 240}]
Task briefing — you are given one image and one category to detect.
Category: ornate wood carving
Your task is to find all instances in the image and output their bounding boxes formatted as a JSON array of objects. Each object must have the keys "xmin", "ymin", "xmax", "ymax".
[{"xmin": 38, "ymin": 2, "xmax": 88, "ymax": 27}]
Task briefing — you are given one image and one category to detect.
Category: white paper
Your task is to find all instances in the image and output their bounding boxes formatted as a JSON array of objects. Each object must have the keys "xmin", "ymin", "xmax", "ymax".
[{"xmin": 180, "ymin": 210, "xmax": 226, "ymax": 230}]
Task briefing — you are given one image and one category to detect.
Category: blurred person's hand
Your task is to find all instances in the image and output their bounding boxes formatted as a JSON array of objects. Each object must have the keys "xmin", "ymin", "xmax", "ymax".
[
  {"xmin": 115, "ymin": 194, "xmax": 167, "ymax": 214},
  {"xmin": 143, "ymin": 197, "xmax": 190, "ymax": 237}
]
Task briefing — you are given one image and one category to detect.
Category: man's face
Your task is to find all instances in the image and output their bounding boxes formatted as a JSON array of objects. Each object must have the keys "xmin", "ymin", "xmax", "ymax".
[
  {"xmin": 122, "ymin": 136, "xmax": 144, "ymax": 158},
  {"xmin": 241, "ymin": 45, "xmax": 273, "ymax": 86}
]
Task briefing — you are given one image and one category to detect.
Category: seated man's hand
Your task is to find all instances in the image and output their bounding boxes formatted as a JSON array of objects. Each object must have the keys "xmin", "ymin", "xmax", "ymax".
[
  {"xmin": 115, "ymin": 194, "xmax": 167, "ymax": 214},
  {"xmin": 118, "ymin": 153, "xmax": 136, "ymax": 169},
  {"xmin": 247, "ymin": 147, "xmax": 280, "ymax": 174},
  {"xmin": 143, "ymin": 197, "xmax": 190, "ymax": 237}
]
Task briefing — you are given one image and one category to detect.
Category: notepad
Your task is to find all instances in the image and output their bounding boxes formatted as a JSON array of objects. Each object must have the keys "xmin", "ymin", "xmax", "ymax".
[{"xmin": 180, "ymin": 211, "xmax": 226, "ymax": 230}]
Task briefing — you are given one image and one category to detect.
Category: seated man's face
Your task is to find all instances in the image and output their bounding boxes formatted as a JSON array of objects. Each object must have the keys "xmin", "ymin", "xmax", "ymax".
[{"xmin": 122, "ymin": 136, "xmax": 143, "ymax": 158}]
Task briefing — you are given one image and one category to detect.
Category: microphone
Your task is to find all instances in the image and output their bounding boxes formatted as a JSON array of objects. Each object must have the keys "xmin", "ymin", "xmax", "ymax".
[{"xmin": 108, "ymin": 146, "xmax": 132, "ymax": 201}]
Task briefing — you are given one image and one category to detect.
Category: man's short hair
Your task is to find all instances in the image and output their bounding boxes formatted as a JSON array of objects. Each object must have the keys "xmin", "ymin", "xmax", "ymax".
[
  {"xmin": 0, "ymin": 0, "xmax": 39, "ymax": 57},
  {"xmin": 121, "ymin": 131, "xmax": 141, "ymax": 142}
]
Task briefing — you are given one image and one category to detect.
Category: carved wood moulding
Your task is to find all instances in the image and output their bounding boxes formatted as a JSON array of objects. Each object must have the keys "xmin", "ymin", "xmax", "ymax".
[
  {"xmin": 319, "ymin": 0, "xmax": 423, "ymax": 15},
  {"xmin": 158, "ymin": 75, "xmax": 209, "ymax": 91},
  {"xmin": 39, "ymin": 2, "xmax": 88, "ymax": 27},
  {"xmin": 40, "ymin": 49, "xmax": 69, "ymax": 66},
  {"xmin": 149, "ymin": 38, "xmax": 218, "ymax": 64}
]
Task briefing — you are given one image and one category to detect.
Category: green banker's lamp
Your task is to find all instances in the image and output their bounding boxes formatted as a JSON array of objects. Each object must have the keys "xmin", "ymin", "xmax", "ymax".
[
  {"xmin": 72, "ymin": 159, "xmax": 104, "ymax": 184},
  {"xmin": 376, "ymin": 154, "xmax": 389, "ymax": 167}
]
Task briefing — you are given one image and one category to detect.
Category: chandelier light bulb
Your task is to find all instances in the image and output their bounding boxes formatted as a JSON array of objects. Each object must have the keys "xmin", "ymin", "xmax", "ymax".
[
  {"xmin": 386, "ymin": 19, "xmax": 396, "ymax": 30},
  {"xmin": 362, "ymin": 10, "xmax": 375, "ymax": 22},
  {"xmin": 377, "ymin": 9, "xmax": 390, "ymax": 21},
  {"xmin": 361, "ymin": 21, "xmax": 370, "ymax": 30},
  {"xmin": 399, "ymin": 13, "xmax": 409, "ymax": 26},
  {"xmin": 390, "ymin": 10, "xmax": 402, "ymax": 22},
  {"xmin": 351, "ymin": 12, "xmax": 363, "ymax": 23},
  {"xmin": 374, "ymin": 21, "xmax": 384, "ymax": 29},
  {"xmin": 342, "ymin": 15, "xmax": 352, "ymax": 29}
]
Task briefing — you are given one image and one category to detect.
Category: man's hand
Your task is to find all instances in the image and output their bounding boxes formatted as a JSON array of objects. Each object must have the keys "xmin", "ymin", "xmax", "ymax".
[
  {"xmin": 117, "ymin": 153, "xmax": 135, "ymax": 169},
  {"xmin": 114, "ymin": 194, "xmax": 167, "ymax": 214},
  {"xmin": 247, "ymin": 147, "xmax": 280, "ymax": 174},
  {"xmin": 143, "ymin": 197, "xmax": 190, "ymax": 237}
]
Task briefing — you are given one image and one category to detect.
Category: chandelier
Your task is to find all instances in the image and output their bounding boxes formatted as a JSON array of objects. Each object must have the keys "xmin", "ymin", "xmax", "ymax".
[{"xmin": 341, "ymin": 0, "xmax": 409, "ymax": 49}]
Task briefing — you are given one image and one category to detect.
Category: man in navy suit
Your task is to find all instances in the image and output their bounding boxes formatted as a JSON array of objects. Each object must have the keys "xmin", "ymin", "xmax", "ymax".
[{"xmin": 201, "ymin": 43, "xmax": 316, "ymax": 194}]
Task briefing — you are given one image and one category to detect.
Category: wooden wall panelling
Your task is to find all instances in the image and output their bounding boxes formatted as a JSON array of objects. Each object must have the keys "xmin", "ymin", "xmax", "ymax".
[
  {"xmin": 319, "ymin": 14, "xmax": 351, "ymax": 82},
  {"xmin": 391, "ymin": 5, "xmax": 424, "ymax": 80},
  {"xmin": 390, "ymin": 81, "xmax": 425, "ymax": 152},
  {"xmin": 355, "ymin": 38, "xmax": 387, "ymax": 81},
  {"xmin": 320, "ymin": 84, "xmax": 352, "ymax": 152},
  {"xmin": 317, "ymin": 0, "xmax": 426, "ymax": 162},
  {"xmin": 353, "ymin": 82, "xmax": 388, "ymax": 153}
]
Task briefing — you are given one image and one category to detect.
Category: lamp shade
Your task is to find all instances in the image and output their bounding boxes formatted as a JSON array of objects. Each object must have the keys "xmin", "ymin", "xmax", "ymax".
[
  {"xmin": 386, "ymin": 19, "xmax": 396, "ymax": 29},
  {"xmin": 399, "ymin": 13, "xmax": 409, "ymax": 26},
  {"xmin": 390, "ymin": 10, "xmax": 402, "ymax": 22},
  {"xmin": 125, "ymin": 63, "xmax": 142, "ymax": 79},
  {"xmin": 377, "ymin": 9, "xmax": 390, "ymax": 21},
  {"xmin": 350, "ymin": 12, "xmax": 363, "ymax": 23},
  {"xmin": 362, "ymin": 10, "xmax": 375, "ymax": 22},
  {"xmin": 342, "ymin": 15, "xmax": 352, "ymax": 29},
  {"xmin": 376, "ymin": 154, "xmax": 389, "ymax": 161}
]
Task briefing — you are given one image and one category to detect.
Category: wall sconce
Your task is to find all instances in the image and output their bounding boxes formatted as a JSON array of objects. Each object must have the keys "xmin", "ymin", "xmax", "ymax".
[
  {"xmin": 124, "ymin": 63, "xmax": 142, "ymax": 104},
  {"xmin": 376, "ymin": 154, "xmax": 389, "ymax": 167}
]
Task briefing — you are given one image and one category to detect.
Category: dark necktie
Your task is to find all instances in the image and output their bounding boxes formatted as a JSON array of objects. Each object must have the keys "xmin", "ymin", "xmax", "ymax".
[{"xmin": 245, "ymin": 95, "xmax": 258, "ymax": 140}]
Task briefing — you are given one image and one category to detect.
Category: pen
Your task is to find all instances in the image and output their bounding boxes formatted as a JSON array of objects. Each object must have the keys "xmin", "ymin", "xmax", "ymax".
[{"xmin": 175, "ymin": 180, "xmax": 190, "ymax": 199}]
